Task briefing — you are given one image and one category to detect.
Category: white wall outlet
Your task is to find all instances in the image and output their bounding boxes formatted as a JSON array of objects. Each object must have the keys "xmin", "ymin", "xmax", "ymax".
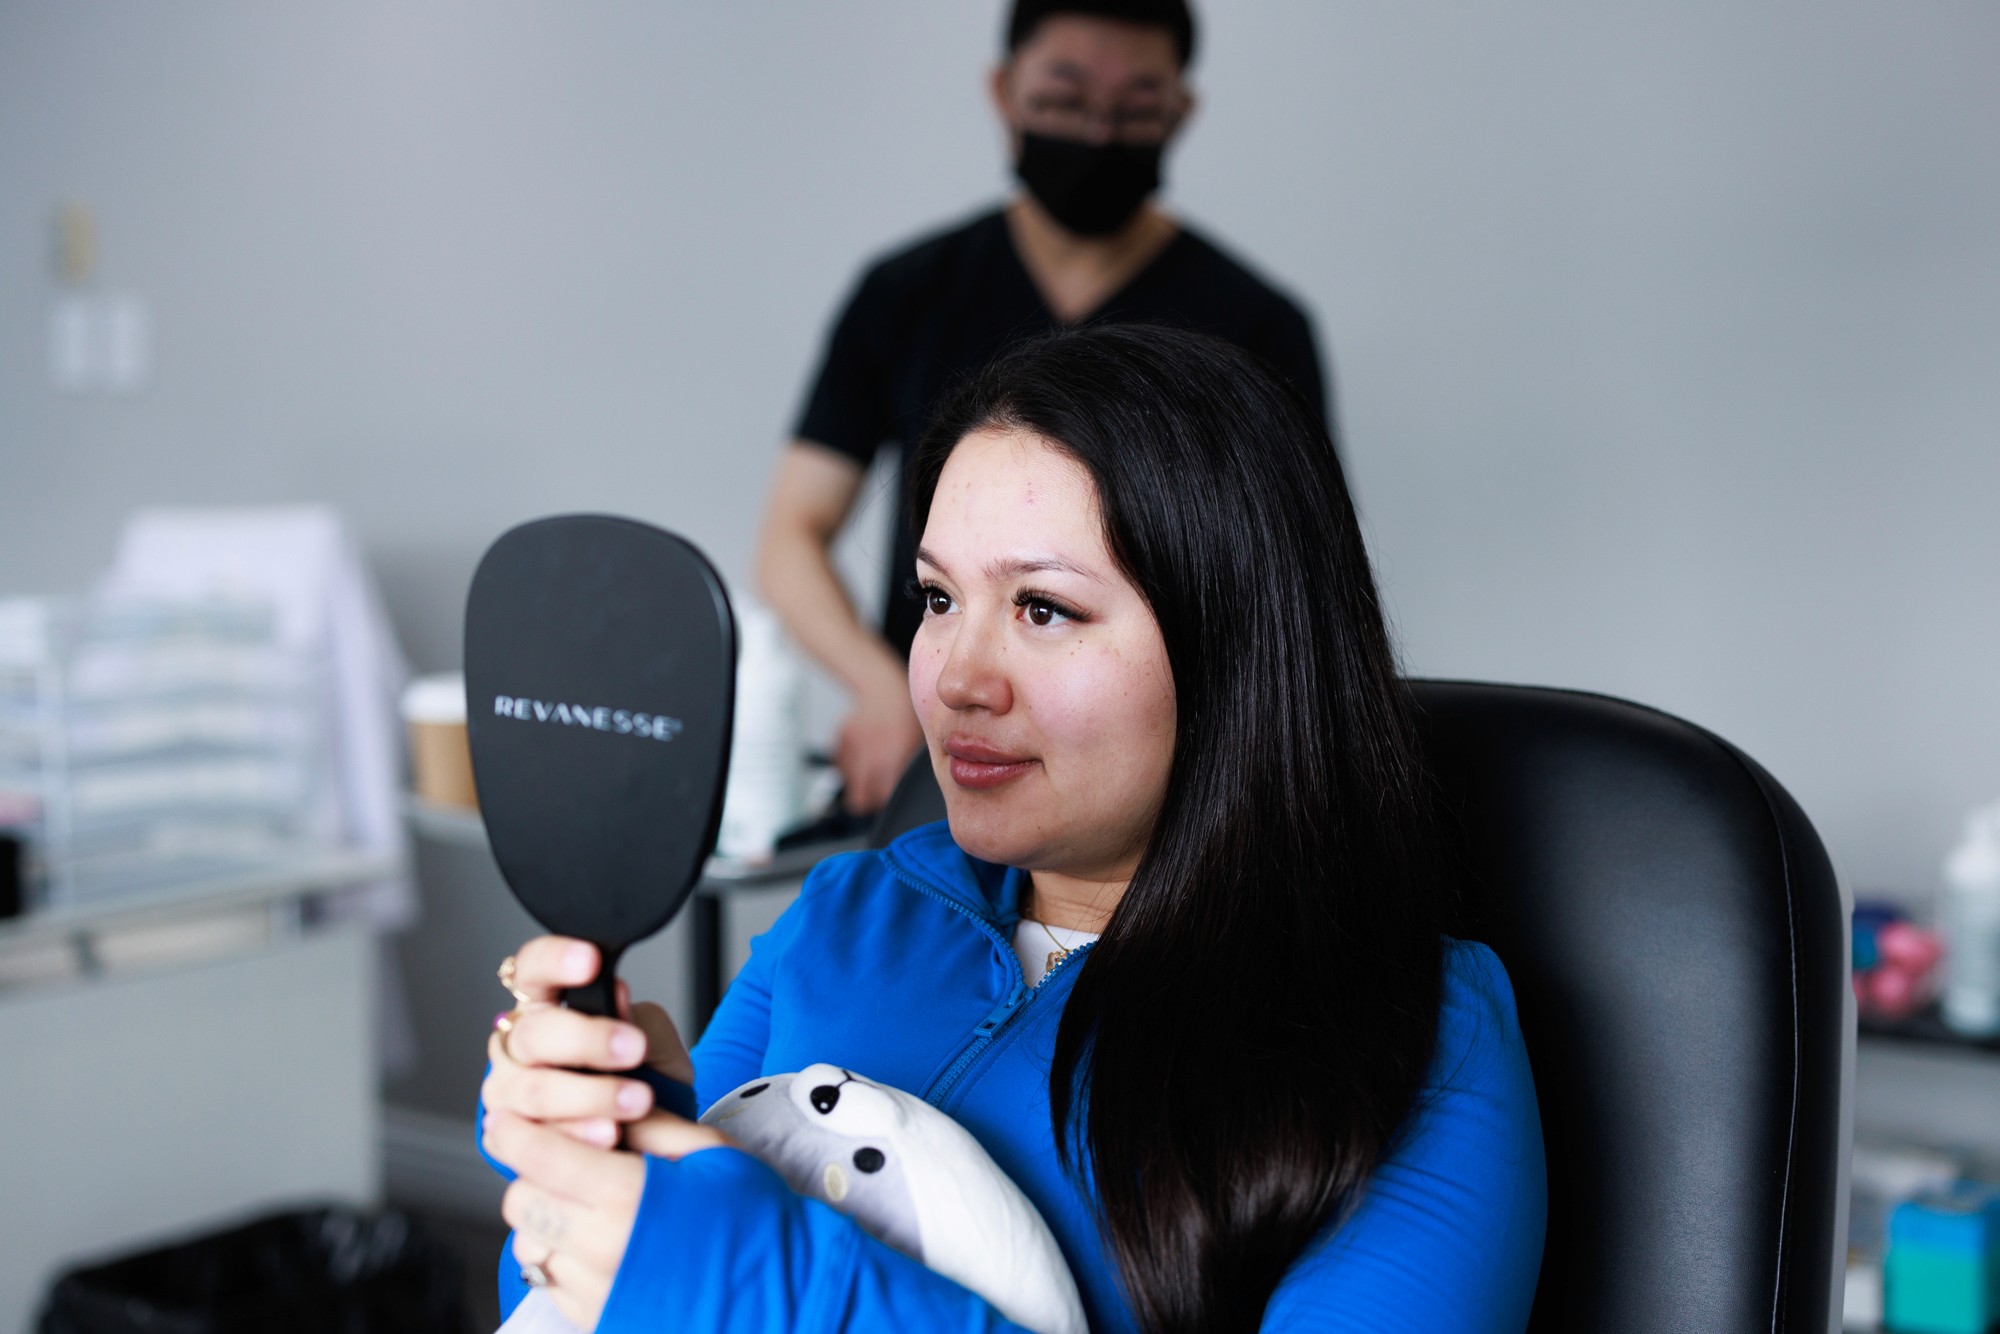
[
  {"xmin": 49, "ymin": 295, "xmax": 94, "ymax": 393},
  {"xmin": 48, "ymin": 293, "xmax": 151, "ymax": 396},
  {"xmin": 101, "ymin": 294, "xmax": 151, "ymax": 396}
]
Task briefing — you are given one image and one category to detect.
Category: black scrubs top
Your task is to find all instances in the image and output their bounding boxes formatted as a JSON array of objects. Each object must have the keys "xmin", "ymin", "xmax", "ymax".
[{"xmin": 794, "ymin": 206, "xmax": 1333, "ymax": 657}]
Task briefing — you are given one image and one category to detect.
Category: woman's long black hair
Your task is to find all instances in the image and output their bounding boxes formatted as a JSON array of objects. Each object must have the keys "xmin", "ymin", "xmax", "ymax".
[{"xmin": 909, "ymin": 324, "xmax": 1446, "ymax": 1334}]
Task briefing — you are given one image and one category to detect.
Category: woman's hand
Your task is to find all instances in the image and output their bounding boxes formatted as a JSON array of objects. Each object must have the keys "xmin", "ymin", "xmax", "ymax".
[
  {"xmin": 482, "ymin": 936, "xmax": 692, "ymax": 1149},
  {"xmin": 482, "ymin": 936, "xmax": 725, "ymax": 1330},
  {"xmin": 485, "ymin": 1106, "xmax": 729, "ymax": 1331}
]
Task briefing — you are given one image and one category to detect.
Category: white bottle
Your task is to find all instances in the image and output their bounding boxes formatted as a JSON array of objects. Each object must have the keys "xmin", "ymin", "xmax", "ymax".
[
  {"xmin": 716, "ymin": 601, "xmax": 805, "ymax": 862},
  {"xmin": 1940, "ymin": 802, "xmax": 2000, "ymax": 1036}
]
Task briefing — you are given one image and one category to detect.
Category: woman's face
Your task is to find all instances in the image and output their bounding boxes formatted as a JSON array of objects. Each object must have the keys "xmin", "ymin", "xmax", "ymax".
[{"xmin": 910, "ymin": 428, "xmax": 1177, "ymax": 883}]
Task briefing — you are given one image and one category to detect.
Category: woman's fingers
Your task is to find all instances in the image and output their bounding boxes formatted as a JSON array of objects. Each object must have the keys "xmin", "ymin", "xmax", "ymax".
[
  {"xmin": 502, "ymin": 1176, "xmax": 628, "ymax": 1293},
  {"xmin": 624, "ymin": 1109, "xmax": 731, "ymax": 1161},
  {"xmin": 487, "ymin": 1109, "xmax": 646, "ymax": 1208},
  {"xmin": 489, "ymin": 1111, "xmax": 646, "ymax": 1246},
  {"xmin": 482, "ymin": 1057, "xmax": 654, "ymax": 1125},
  {"xmin": 508, "ymin": 937, "xmax": 603, "ymax": 1003},
  {"xmin": 547, "ymin": 1280, "xmax": 611, "ymax": 1334},
  {"xmin": 629, "ymin": 1002, "xmax": 694, "ymax": 1085},
  {"xmin": 501, "ymin": 1003, "xmax": 648, "ymax": 1072},
  {"xmin": 511, "ymin": 1232, "xmax": 614, "ymax": 1328},
  {"xmin": 549, "ymin": 1117, "xmax": 621, "ymax": 1148},
  {"xmin": 510, "ymin": 1229, "xmax": 551, "ymax": 1281},
  {"xmin": 485, "ymin": 1108, "xmax": 719, "ymax": 1331}
]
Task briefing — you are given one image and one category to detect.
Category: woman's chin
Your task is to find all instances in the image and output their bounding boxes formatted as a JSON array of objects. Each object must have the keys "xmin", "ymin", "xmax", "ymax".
[{"xmin": 941, "ymin": 800, "xmax": 1035, "ymax": 868}]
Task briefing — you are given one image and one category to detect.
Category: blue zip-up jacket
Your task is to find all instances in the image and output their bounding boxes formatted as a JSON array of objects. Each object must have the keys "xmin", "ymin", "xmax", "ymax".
[{"xmin": 494, "ymin": 821, "xmax": 1547, "ymax": 1331}]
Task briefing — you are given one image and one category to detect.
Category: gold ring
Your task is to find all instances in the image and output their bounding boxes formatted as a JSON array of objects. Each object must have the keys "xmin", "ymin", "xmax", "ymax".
[
  {"xmin": 498, "ymin": 955, "xmax": 533, "ymax": 1006},
  {"xmin": 494, "ymin": 1010, "xmax": 520, "ymax": 1061}
]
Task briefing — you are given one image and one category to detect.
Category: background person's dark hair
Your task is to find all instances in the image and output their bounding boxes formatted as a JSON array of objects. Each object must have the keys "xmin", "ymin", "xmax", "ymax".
[
  {"xmin": 909, "ymin": 324, "xmax": 1445, "ymax": 1334},
  {"xmin": 1005, "ymin": 0, "xmax": 1197, "ymax": 69}
]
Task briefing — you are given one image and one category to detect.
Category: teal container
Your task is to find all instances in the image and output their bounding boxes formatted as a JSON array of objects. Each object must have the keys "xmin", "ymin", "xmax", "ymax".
[{"xmin": 1885, "ymin": 1185, "xmax": 2000, "ymax": 1334}]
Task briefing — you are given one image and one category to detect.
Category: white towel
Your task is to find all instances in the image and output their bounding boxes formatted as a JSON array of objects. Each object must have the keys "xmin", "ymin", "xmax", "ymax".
[{"xmin": 99, "ymin": 506, "xmax": 416, "ymax": 1069}]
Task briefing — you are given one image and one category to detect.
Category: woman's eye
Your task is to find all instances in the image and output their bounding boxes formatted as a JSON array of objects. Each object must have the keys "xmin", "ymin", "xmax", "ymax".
[
  {"xmin": 921, "ymin": 585, "xmax": 954, "ymax": 616},
  {"xmin": 1021, "ymin": 597, "xmax": 1071, "ymax": 627}
]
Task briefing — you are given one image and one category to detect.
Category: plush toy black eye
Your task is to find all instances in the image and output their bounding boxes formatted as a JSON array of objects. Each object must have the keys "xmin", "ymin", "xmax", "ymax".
[
  {"xmin": 739, "ymin": 1083, "xmax": 769, "ymax": 1098},
  {"xmin": 853, "ymin": 1147, "xmax": 885, "ymax": 1173},
  {"xmin": 810, "ymin": 1084, "xmax": 841, "ymax": 1114}
]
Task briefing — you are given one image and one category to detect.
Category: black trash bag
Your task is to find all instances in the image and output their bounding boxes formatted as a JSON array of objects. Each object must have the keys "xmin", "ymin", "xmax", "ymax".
[{"xmin": 37, "ymin": 1204, "xmax": 471, "ymax": 1334}]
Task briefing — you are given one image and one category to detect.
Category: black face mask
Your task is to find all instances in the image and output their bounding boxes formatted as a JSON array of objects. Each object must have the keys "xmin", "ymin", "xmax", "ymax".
[{"xmin": 1014, "ymin": 131, "xmax": 1163, "ymax": 237}]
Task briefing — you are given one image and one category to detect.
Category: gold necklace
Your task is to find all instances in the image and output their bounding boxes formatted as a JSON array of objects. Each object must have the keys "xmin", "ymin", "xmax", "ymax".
[{"xmin": 1039, "ymin": 918, "xmax": 1076, "ymax": 976}]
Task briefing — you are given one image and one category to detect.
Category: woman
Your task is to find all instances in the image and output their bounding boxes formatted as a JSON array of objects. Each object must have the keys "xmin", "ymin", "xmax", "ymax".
[{"xmin": 480, "ymin": 325, "xmax": 1547, "ymax": 1333}]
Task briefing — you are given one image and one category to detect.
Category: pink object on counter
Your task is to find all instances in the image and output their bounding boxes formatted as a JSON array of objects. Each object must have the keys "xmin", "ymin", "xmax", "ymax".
[
  {"xmin": 1865, "ymin": 967, "xmax": 1922, "ymax": 1021},
  {"xmin": 1878, "ymin": 921, "xmax": 1944, "ymax": 973}
]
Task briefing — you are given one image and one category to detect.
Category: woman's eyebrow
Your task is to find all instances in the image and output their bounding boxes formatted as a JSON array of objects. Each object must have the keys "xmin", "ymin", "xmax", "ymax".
[
  {"xmin": 914, "ymin": 546, "xmax": 1103, "ymax": 584},
  {"xmin": 985, "ymin": 555, "xmax": 1105, "ymax": 584},
  {"xmin": 914, "ymin": 544, "xmax": 950, "ymax": 578}
]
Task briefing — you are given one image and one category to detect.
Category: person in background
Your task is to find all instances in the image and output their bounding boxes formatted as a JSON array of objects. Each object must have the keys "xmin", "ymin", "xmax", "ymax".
[{"xmin": 755, "ymin": 0, "xmax": 1332, "ymax": 816}]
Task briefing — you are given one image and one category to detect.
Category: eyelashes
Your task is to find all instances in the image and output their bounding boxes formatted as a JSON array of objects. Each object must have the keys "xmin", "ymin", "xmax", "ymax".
[
  {"xmin": 1012, "ymin": 588, "xmax": 1086, "ymax": 626},
  {"xmin": 908, "ymin": 579, "xmax": 1090, "ymax": 626},
  {"xmin": 915, "ymin": 580, "xmax": 953, "ymax": 617}
]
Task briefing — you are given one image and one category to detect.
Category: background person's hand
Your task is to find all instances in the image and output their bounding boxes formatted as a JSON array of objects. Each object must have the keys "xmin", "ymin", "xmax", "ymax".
[
  {"xmin": 485, "ymin": 1105, "xmax": 727, "ymax": 1332},
  {"xmin": 835, "ymin": 685, "xmax": 924, "ymax": 815},
  {"xmin": 482, "ymin": 936, "xmax": 693, "ymax": 1150}
]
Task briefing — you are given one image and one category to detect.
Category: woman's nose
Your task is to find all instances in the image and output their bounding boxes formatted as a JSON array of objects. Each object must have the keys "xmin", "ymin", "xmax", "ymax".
[{"xmin": 934, "ymin": 615, "xmax": 1013, "ymax": 714}]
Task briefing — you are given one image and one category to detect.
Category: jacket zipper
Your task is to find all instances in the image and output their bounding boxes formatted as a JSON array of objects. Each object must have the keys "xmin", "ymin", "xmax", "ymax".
[{"xmin": 885, "ymin": 859, "xmax": 1093, "ymax": 1107}]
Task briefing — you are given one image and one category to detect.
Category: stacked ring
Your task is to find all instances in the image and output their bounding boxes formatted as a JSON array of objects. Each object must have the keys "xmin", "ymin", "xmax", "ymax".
[
  {"xmin": 495, "ymin": 955, "xmax": 533, "ymax": 1062},
  {"xmin": 498, "ymin": 955, "xmax": 553, "ymax": 1292},
  {"xmin": 498, "ymin": 954, "xmax": 534, "ymax": 1006}
]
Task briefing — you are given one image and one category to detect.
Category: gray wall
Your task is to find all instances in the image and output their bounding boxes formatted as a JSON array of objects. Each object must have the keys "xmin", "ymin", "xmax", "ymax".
[{"xmin": 4, "ymin": 3, "xmax": 1998, "ymax": 1115}]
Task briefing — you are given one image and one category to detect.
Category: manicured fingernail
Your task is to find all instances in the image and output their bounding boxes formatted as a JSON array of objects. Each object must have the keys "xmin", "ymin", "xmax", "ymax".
[
  {"xmin": 617, "ymin": 1082, "xmax": 651, "ymax": 1115},
  {"xmin": 564, "ymin": 943, "xmax": 593, "ymax": 976},
  {"xmin": 610, "ymin": 1029, "xmax": 645, "ymax": 1065}
]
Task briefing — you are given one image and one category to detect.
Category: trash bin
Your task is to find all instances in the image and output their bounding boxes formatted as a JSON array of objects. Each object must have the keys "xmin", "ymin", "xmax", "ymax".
[{"xmin": 36, "ymin": 1204, "xmax": 471, "ymax": 1334}]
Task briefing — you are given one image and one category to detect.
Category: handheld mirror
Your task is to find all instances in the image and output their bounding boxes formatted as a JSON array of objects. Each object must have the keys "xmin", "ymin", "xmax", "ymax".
[{"xmin": 464, "ymin": 515, "xmax": 735, "ymax": 1017}]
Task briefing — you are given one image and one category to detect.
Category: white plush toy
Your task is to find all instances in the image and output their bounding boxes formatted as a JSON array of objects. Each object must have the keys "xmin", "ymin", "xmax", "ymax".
[
  {"xmin": 497, "ymin": 1063, "xmax": 1086, "ymax": 1334},
  {"xmin": 700, "ymin": 1064, "xmax": 1087, "ymax": 1334}
]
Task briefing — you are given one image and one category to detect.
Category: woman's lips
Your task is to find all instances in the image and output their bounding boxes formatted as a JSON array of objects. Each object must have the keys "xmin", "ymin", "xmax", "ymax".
[{"xmin": 944, "ymin": 737, "xmax": 1037, "ymax": 790}]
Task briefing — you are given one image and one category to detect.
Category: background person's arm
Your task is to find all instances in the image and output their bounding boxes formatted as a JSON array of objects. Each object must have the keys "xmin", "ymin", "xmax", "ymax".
[{"xmin": 754, "ymin": 440, "xmax": 923, "ymax": 814}]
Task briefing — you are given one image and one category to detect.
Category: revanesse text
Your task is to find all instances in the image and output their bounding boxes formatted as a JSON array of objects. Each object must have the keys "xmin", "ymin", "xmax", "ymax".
[{"xmin": 491, "ymin": 695, "xmax": 684, "ymax": 741}]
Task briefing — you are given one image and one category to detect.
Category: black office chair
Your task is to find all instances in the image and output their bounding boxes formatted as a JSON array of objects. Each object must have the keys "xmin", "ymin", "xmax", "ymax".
[{"xmin": 870, "ymin": 680, "xmax": 1845, "ymax": 1332}]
